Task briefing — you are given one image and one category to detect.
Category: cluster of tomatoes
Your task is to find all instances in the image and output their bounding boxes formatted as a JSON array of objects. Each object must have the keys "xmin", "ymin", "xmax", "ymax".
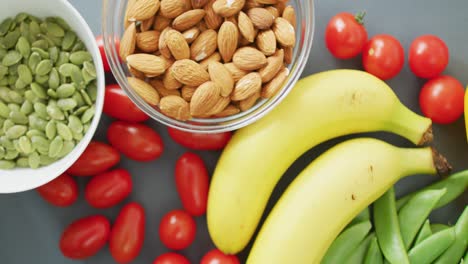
[
  {"xmin": 35, "ymin": 37, "xmax": 237, "ymax": 264},
  {"xmin": 325, "ymin": 12, "xmax": 465, "ymax": 125}
]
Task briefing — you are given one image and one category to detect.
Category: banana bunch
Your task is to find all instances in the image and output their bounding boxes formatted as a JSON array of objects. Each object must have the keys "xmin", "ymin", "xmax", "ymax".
[{"xmin": 206, "ymin": 69, "xmax": 459, "ymax": 263}]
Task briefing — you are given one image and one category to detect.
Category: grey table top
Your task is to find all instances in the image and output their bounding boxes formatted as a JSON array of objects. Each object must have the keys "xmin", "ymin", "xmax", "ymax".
[{"xmin": 0, "ymin": 0, "xmax": 467, "ymax": 263}]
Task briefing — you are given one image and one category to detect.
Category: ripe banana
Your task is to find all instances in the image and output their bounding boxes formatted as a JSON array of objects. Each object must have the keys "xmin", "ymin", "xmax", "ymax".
[
  {"xmin": 207, "ymin": 69, "xmax": 433, "ymax": 254},
  {"xmin": 246, "ymin": 138, "xmax": 447, "ymax": 264}
]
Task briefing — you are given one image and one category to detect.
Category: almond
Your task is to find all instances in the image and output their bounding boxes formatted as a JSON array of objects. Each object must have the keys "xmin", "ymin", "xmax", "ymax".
[
  {"xmin": 159, "ymin": 27, "xmax": 173, "ymax": 58},
  {"xmin": 198, "ymin": 20, "xmax": 209, "ymax": 31},
  {"xmin": 259, "ymin": 49, "xmax": 283, "ymax": 83},
  {"xmin": 213, "ymin": 0, "xmax": 246, "ymax": 18},
  {"xmin": 127, "ymin": 53, "xmax": 167, "ymax": 76},
  {"xmin": 171, "ymin": 59, "xmax": 210, "ymax": 86},
  {"xmin": 261, "ymin": 67, "xmax": 289, "ymax": 98},
  {"xmin": 256, "ymin": 30, "xmax": 277, "ymax": 56},
  {"xmin": 224, "ymin": 63, "xmax": 249, "ymax": 81},
  {"xmin": 256, "ymin": 0, "xmax": 277, "ymax": 4},
  {"xmin": 127, "ymin": 0, "xmax": 161, "ymax": 21},
  {"xmin": 181, "ymin": 86, "xmax": 197, "ymax": 101},
  {"xmin": 232, "ymin": 47, "xmax": 267, "ymax": 71},
  {"xmin": 191, "ymin": 29, "xmax": 218, "ymax": 61},
  {"xmin": 231, "ymin": 72, "xmax": 262, "ymax": 101},
  {"xmin": 136, "ymin": 30, "xmax": 160, "ymax": 53},
  {"xmin": 127, "ymin": 77, "xmax": 161, "ymax": 106},
  {"xmin": 190, "ymin": 81, "xmax": 222, "ymax": 116},
  {"xmin": 208, "ymin": 61, "xmax": 234, "ymax": 97},
  {"xmin": 166, "ymin": 29, "xmax": 191, "ymax": 60},
  {"xmin": 191, "ymin": 0, "xmax": 209, "ymax": 8},
  {"xmin": 124, "ymin": 0, "xmax": 138, "ymax": 28},
  {"xmin": 182, "ymin": 27, "xmax": 200, "ymax": 44},
  {"xmin": 172, "ymin": 9, "xmax": 206, "ymax": 31},
  {"xmin": 265, "ymin": 6, "xmax": 279, "ymax": 18},
  {"xmin": 163, "ymin": 64, "xmax": 183, "ymax": 89},
  {"xmin": 284, "ymin": 46, "xmax": 293, "ymax": 64},
  {"xmin": 140, "ymin": 16, "xmax": 156, "ymax": 32},
  {"xmin": 218, "ymin": 21, "xmax": 239, "ymax": 62},
  {"xmin": 239, "ymin": 90, "xmax": 260, "ymax": 111},
  {"xmin": 244, "ymin": 0, "xmax": 263, "ymax": 10},
  {"xmin": 204, "ymin": 0, "xmax": 223, "ymax": 30},
  {"xmin": 160, "ymin": 95, "xmax": 191, "ymax": 121},
  {"xmin": 150, "ymin": 79, "xmax": 181, "ymax": 96},
  {"xmin": 160, "ymin": 56, "xmax": 175, "ymax": 69},
  {"xmin": 282, "ymin": 5, "xmax": 296, "ymax": 28},
  {"xmin": 238, "ymin": 11, "xmax": 255, "ymax": 43},
  {"xmin": 273, "ymin": 17, "xmax": 296, "ymax": 47},
  {"xmin": 204, "ymin": 96, "xmax": 230, "ymax": 116},
  {"xmin": 160, "ymin": 0, "xmax": 191, "ymax": 18},
  {"xmin": 153, "ymin": 15, "xmax": 173, "ymax": 31},
  {"xmin": 247, "ymin": 8, "xmax": 274, "ymax": 29},
  {"xmin": 200, "ymin": 52, "xmax": 221, "ymax": 69},
  {"xmin": 273, "ymin": 1, "xmax": 286, "ymax": 15},
  {"xmin": 128, "ymin": 64, "xmax": 146, "ymax": 79},
  {"xmin": 119, "ymin": 22, "xmax": 137, "ymax": 62},
  {"xmin": 213, "ymin": 104, "xmax": 240, "ymax": 117}
]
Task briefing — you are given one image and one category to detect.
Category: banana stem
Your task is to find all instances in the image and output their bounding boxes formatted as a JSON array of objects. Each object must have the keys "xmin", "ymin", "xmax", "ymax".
[
  {"xmin": 390, "ymin": 105, "xmax": 433, "ymax": 146},
  {"xmin": 431, "ymin": 148, "xmax": 452, "ymax": 176}
]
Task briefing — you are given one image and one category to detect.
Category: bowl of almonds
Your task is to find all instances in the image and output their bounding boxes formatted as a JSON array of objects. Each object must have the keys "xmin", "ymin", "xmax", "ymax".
[{"xmin": 102, "ymin": 0, "xmax": 314, "ymax": 132}]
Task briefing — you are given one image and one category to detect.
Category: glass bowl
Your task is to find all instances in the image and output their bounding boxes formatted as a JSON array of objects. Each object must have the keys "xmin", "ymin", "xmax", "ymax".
[{"xmin": 102, "ymin": 0, "xmax": 315, "ymax": 133}]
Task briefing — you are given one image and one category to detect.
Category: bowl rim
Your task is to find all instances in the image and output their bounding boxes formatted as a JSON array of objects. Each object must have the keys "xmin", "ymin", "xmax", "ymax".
[{"xmin": 102, "ymin": 0, "xmax": 315, "ymax": 133}]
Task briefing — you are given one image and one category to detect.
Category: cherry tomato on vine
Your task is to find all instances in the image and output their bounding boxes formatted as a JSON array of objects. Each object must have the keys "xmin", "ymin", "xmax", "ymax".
[
  {"xmin": 175, "ymin": 152, "xmax": 209, "ymax": 216},
  {"xmin": 200, "ymin": 249, "xmax": 240, "ymax": 264},
  {"xmin": 67, "ymin": 141, "xmax": 120, "ymax": 177},
  {"xmin": 325, "ymin": 12, "xmax": 368, "ymax": 59},
  {"xmin": 110, "ymin": 202, "xmax": 146, "ymax": 263},
  {"xmin": 152, "ymin": 252, "xmax": 190, "ymax": 264},
  {"xmin": 167, "ymin": 127, "xmax": 232, "ymax": 150},
  {"xmin": 409, "ymin": 35, "xmax": 449, "ymax": 79},
  {"xmin": 159, "ymin": 210, "xmax": 196, "ymax": 250},
  {"xmin": 59, "ymin": 215, "xmax": 111, "ymax": 260},
  {"xmin": 419, "ymin": 75, "xmax": 465, "ymax": 124},
  {"xmin": 103, "ymin": 84, "xmax": 149, "ymax": 122},
  {"xmin": 36, "ymin": 173, "xmax": 78, "ymax": 207},
  {"xmin": 362, "ymin": 34, "xmax": 405, "ymax": 80},
  {"xmin": 85, "ymin": 169, "xmax": 133, "ymax": 209}
]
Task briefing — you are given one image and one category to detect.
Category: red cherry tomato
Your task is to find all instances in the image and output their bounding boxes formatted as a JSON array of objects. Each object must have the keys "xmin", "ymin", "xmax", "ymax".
[
  {"xmin": 96, "ymin": 35, "xmax": 117, "ymax": 73},
  {"xmin": 103, "ymin": 84, "xmax": 149, "ymax": 122},
  {"xmin": 59, "ymin": 215, "xmax": 111, "ymax": 260},
  {"xmin": 159, "ymin": 210, "xmax": 196, "ymax": 250},
  {"xmin": 175, "ymin": 152, "xmax": 209, "ymax": 216},
  {"xmin": 107, "ymin": 121, "xmax": 164, "ymax": 161},
  {"xmin": 325, "ymin": 12, "xmax": 368, "ymax": 59},
  {"xmin": 201, "ymin": 249, "xmax": 240, "ymax": 264},
  {"xmin": 67, "ymin": 141, "xmax": 120, "ymax": 177},
  {"xmin": 110, "ymin": 202, "xmax": 146, "ymax": 264},
  {"xmin": 409, "ymin": 35, "xmax": 449, "ymax": 79},
  {"xmin": 152, "ymin": 252, "xmax": 190, "ymax": 264},
  {"xmin": 419, "ymin": 76, "xmax": 465, "ymax": 124},
  {"xmin": 85, "ymin": 169, "xmax": 133, "ymax": 209},
  {"xmin": 362, "ymin": 34, "xmax": 405, "ymax": 80},
  {"xmin": 36, "ymin": 173, "xmax": 78, "ymax": 207},
  {"xmin": 167, "ymin": 127, "xmax": 232, "ymax": 150}
]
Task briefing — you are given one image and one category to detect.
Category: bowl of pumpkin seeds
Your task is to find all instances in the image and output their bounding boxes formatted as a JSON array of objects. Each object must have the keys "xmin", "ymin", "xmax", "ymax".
[{"xmin": 0, "ymin": 0, "xmax": 105, "ymax": 193}]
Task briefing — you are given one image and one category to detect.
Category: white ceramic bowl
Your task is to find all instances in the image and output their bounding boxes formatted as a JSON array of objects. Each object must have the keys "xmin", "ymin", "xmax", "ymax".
[{"xmin": 0, "ymin": 0, "xmax": 105, "ymax": 193}]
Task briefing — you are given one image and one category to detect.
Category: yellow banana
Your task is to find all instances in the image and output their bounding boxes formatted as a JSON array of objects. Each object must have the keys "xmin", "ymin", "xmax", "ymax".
[
  {"xmin": 247, "ymin": 138, "xmax": 448, "ymax": 264},
  {"xmin": 207, "ymin": 70, "xmax": 433, "ymax": 254}
]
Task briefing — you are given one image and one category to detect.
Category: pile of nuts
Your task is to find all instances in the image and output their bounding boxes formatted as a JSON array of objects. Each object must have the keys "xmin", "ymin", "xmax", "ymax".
[{"xmin": 120, "ymin": 0, "xmax": 297, "ymax": 121}]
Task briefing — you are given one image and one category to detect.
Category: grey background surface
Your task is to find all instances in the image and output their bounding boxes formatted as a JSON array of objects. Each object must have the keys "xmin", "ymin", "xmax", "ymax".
[{"xmin": 0, "ymin": 0, "xmax": 467, "ymax": 263}]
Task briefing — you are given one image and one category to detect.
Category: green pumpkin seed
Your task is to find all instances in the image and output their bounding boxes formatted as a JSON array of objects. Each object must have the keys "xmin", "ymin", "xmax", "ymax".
[
  {"xmin": 31, "ymin": 136, "xmax": 49, "ymax": 153},
  {"xmin": 57, "ymin": 98, "xmax": 77, "ymax": 111},
  {"xmin": 9, "ymin": 111, "xmax": 28, "ymax": 124},
  {"xmin": 56, "ymin": 122, "xmax": 72, "ymax": 141},
  {"xmin": 15, "ymin": 78, "xmax": 28, "ymax": 89},
  {"xmin": 15, "ymin": 36, "xmax": 30, "ymax": 58},
  {"xmin": 20, "ymin": 100, "xmax": 32, "ymax": 115},
  {"xmin": 34, "ymin": 73, "xmax": 49, "ymax": 85},
  {"xmin": 46, "ymin": 22, "xmax": 65, "ymax": 37},
  {"xmin": 56, "ymin": 51, "xmax": 69, "ymax": 67},
  {"xmin": 47, "ymin": 33, "xmax": 63, "ymax": 47},
  {"xmin": 28, "ymin": 52, "xmax": 41, "ymax": 73},
  {"xmin": 26, "ymin": 129, "xmax": 45, "ymax": 138},
  {"xmin": 62, "ymin": 31, "xmax": 76, "ymax": 51},
  {"xmin": 28, "ymin": 151, "xmax": 40, "ymax": 168},
  {"xmin": 46, "ymin": 103, "xmax": 65, "ymax": 120},
  {"xmin": 0, "ymin": 78, "xmax": 8, "ymax": 87},
  {"xmin": 86, "ymin": 82, "xmax": 97, "ymax": 102},
  {"xmin": 15, "ymin": 13, "xmax": 29, "ymax": 23},
  {"xmin": 68, "ymin": 115, "xmax": 83, "ymax": 133},
  {"xmin": 0, "ymin": 64, "xmax": 7, "ymax": 78},
  {"xmin": 45, "ymin": 120, "xmax": 57, "ymax": 141},
  {"xmin": 0, "ymin": 48, "xmax": 6, "ymax": 60},
  {"xmin": 13, "ymin": 139, "xmax": 22, "ymax": 152},
  {"xmin": 35, "ymin": 59, "xmax": 52, "ymax": 75},
  {"xmin": 82, "ymin": 67, "xmax": 96, "ymax": 84},
  {"xmin": 32, "ymin": 39, "xmax": 48, "ymax": 50},
  {"xmin": 8, "ymin": 63, "xmax": 18, "ymax": 75},
  {"xmin": 49, "ymin": 46, "xmax": 59, "ymax": 64},
  {"xmin": 0, "ymin": 101, "xmax": 10, "ymax": 118},
  {"xmin": 39, "ymin": 22, "xmax": 47, "ymax": 34},
  {"xmin": 47, "ymin": 89, "xmax": 58, "ymax": 99},
  {"xmin": 3, "ymin": 119, "xmax": 14, "ymax": 132},
  {"xmin": 18, "ymin": 135, "xmax": 33, "ymax": 154},
  {"xmin": 2, "ymin": 50, "xmax": 22, "ymax": 66},
  {"xmin": 4, "ymin": 149, "xmax": 19, "ymax": 160},
  {"xmin": 8, "ymin": 90, "xmax": 23, "ymax": 103},
  {"xmin": 29, "ymin": 20, "xmax": 40, "ymax": 37},
  {"xmin": 81, "ymin": 106, "xmax": 95, "ymax": 123},
  {"xmin": 0, "ymin": 117, "xmax": 4, "ymax": 127},
  {"xmin": 71, "ymin": 41, "xmax": 85, "ymax": 52},
  {"xmin": 58, "ymin": 63, "xmax": 79, "ymax": 77},
  {"xmin": 60, "ymin": 74, "xmax": 68, "ymax": 84},
  {"xmin": 24, "ymin": 90, "xmax": 36, "ymax": 102},
  {"xmin": 17, "ymin": 64, "xmax": 32, "ymax": 84},
  {"xmin": 48, "ymin": 68, "xmax": 60, "ymax": 89},
  {"xmin": 39, "ymin": 154, "xmax": 56, "ymax": 165},
  {"xmin": 80, "ymin": 89, "xmax": 93, "ymax": 106},
  {"xmin": 0, "ymin": 160, "xmax": 15, "ymax": 169},
  {"xmin": 58, "ymin": 140, "xmax": 74, "ymax": 157},
  {"xmin": 28, "ymin": 114, "xmax": 47, "ymax": 130},
  {"xmin": 16, "ymin": 157, "xmax": 29, "ymax": 167},
  {"xmin": 73, "ymin": 105, "xmax": 88, "ymax": 116},
  {"xmin": 51, "ymin": 16, "xmax": 71, "ymax": 31},
  {"xmin": 83, "ymin": 61, "xmax": 97, "ymax": 78},
  {"xmin": 39, "ymin": 33, "xmax": 55, "ymax": 47},
  {"xmin": 69, "ymin": 51, "xmax": 92, "ymax": 65},
  {"xmin": 33, "ymin": 102, "xmax": 48, "ymax": 119},
  {"xmin": 7, "ymin": 103, "xmax": 20, "ymax": 112},
  {"xmin": 0, "ymin": 146, "xmax": 5, "ymax": 159},
  {"xmin": 0, "ymin": 18, "xmax": 13, "ymax": 36},
  {"xmin": 8, "ymin": 74, "xmax": 18, "ymax": 86},
  {"xmin": 0, "ymin": 135, "xmax": 14, "ymax": 150},
  {"xmin": 6, "ymin": 125, "xmax": 27, "ymax": 139},
  {"xmin": 30, "ymin": 82, "xmax": 47, "ymax": 99},
  {"xmin": 19, "ymin": 21, "xmax": 30, "ymax": 38},
  {"xmin": 48, "ymin": 135, "xmax": 63, "ymax": 158},
  {"xmin": 56, "ymin": 83, "xmax": 76, "ymax": 98},
  {"xmin": 3, "ymin": 30, "xmax": 21, "ymax": 49},
  {"xmin": 30, "ymin": 47, "xmax": 49, "ymax": 59}
]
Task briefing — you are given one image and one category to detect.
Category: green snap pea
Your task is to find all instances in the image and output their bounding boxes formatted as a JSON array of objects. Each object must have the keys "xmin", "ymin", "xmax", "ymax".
[
  {"xmin": 434, "ymin": 206, "xmax": 468, "ymax": 264},
  {"xmin": 463, "ymin": 249, "xmax": 467, "ymax": 264},
  {"xmin": 322, "ymin": 221, "xmax": 372, "ymax": 264},
  {"xmin": 398, "ymin": 188, "xmax": 446, "ymax": 249},
  {"xmin": 409, "ymin": 227, "xmax": 456, "ymax": 264},
  {"xmin": 414, "ymin": 219, "xmax": 432, "ymax": 245},
  {"xmin": 397, "ymin": 170, "xmax": 468, "ymax": 210},
  {"xmin": 431, "ymin": 224, "xmax": 451, "ymax": 233},
  {"xmin": 374, "ymin": 188, "xmax": 409, "ymax": 264},
  {"xmin": 364, "ymin": 236, "xmax": 383, "ymax": 264},
  {"xmin": 348, "ymin": 207, "xmax": 371, "ymax": 228},
  {"xmin": 348, "ymin": 233, "xmax": 375, "ymax": 264}
]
